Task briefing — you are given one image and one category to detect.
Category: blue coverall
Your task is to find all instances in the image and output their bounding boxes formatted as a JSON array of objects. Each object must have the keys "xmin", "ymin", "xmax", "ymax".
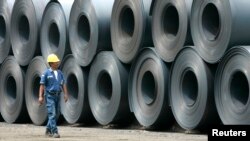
[{"xmin": 40, "ymin": 68, "xmax": 65, "ymax": 134}]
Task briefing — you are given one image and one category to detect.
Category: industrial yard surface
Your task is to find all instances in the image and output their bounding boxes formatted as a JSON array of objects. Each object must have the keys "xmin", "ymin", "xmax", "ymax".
[{"xmin": 0, "ymin": 122, "xmax": 207, "ymax": 141}]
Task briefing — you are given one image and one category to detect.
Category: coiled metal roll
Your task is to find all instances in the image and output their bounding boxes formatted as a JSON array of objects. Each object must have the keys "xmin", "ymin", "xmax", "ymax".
[
  {"xmin": 0, "ymin": 56, "xmax": 28, "ymax": 123},
  {"xmin": 111, "ymin": 0, "xmax": 153, "ymax": 64},
  {"xmin": 11, "ymin": 0, "xmax": 49, "ymax": 66},
  {"xmin": 152, "ymin": 0, "xmax": 193, "ymax": 63},
  {"xmin": 170, "ymin": 47, "xmax": 218, "ymax": 130},
  {"xmin": 69, "ymin": 0, "xmax": 115, "ymax": 67},
  {"xmin": 40, "ymin": 0, "xmax": 73, "ymax": 62},
  {"xmin": 60, "ymin": 55, "xmax": 93, "ymax": 124},
  {"xmin": 88, "ymin": 51, "xmax": 131, "ymax": 125},
  {"xmin": 0, "ymin": 0, "xmax": 15, "ymax": 64},
  {"xmin": 129, "ymin": 47, "xmax": 173, "ymax": 128},
  {"xmin": 191, "ymin": 0, "xmax": 250, "ymax": 63},
  {"xmin": 215, "ymin": 46, "xmax": 250, "ymax": 125},
  {"xmin": 25, "ymin": 56, "xmax": 48, "ymax": 125}
]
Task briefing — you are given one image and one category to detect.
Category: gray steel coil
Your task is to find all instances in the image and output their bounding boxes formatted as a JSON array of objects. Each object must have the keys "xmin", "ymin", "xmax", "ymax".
[
  {"xmin": 191, "ymin": 0, "xmax": 250, "ymax": 63},
  {"xmin": 60, "ymin": 55, "xmax": 93, "ymax": 124},
  {"xmin": 0, "ymin": 56, "xmax": 28, "ymax": 123},
  {"xmin": 11, "ymin": 0, "xmax": 49, "ymax": 66},
  {"xmin": 152, "ymin": 0, "xmax": 193, "ymax": 63},
  {"xmin": 88, "ymin": 51, "xmax": 131, "ymax": 125},
  {"xmin": 111, "ymin": 0, "xmax": 154, "ymax": 64},
  {"xmin": 129, "ymin": 47, "xmax": 173, "ymax": 128},
  {"xmin": 0, "ymin": 0, "xmax": 15, "ymax": 64},
  {"xmin": 69, "ymin": 0, "xmax": 115, "ymax": 67},
  {"xmin": 40, "ymin": 0, "xmax": 73, "ymax": 62},
  {"xmin": 170, "ymin": 47, "xmax": 218, "ymax": 130},
  {"xmin": 215, "ymin": 46, "xmax": 250, "ymax": 125},
  {"xmin": 25, "ymin": 56, "xmax": 48, "ymax": 125}
]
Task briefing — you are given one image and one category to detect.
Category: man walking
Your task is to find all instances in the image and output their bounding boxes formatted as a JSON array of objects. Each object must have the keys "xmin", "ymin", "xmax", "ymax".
[{"xmin": 38, "ymin": 54, "xmax": 68, "ymax": 138}]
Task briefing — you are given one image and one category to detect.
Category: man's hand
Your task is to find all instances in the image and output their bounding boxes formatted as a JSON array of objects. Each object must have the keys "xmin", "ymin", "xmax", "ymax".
[
  {"xmin": 64, "ymin": 94, "xmax": 68, "ymax": 102},
  {"xmin": 38, "ymin": 96, "xmax": 44, "ymax": 105}
]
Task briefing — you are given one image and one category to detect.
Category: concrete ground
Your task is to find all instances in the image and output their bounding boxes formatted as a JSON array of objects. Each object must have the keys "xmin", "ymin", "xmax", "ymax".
[{"xmin": 0, "ymin": 122, "xmax": 207, "ymax": 141}]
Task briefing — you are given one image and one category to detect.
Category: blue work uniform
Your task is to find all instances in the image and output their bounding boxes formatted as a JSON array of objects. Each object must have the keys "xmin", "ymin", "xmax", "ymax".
[{"xmin": 40, "ymin": 68, "xmax": 65, "ymax": 134}]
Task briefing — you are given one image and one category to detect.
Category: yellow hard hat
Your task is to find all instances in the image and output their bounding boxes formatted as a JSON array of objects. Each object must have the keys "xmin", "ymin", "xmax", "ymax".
[{"xmin": 47, "ymin": 54, "xmax": 60, "ymax": 63}]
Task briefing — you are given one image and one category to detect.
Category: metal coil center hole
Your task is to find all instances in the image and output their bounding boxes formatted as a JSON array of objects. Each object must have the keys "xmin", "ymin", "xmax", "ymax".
[
  {"xmin": 141, "ymin": 71, "xmax": 156, "ymax": 105},
  {"xmin": 230, "ymin": 71, "xmax": 249, "ymax": 107},
  {"xmin": 98, "ymin": 72, "xmax": 112, "ymax": 104},
  {"xmin": 32, "ymin": 76, "xmax": 40, "ymax": 99},
  {"xmin": 18, "ymin": 15, "xmax": 30, "ymax": 42},
  {"xmin": 163, "ymin": 5, "xmax": 179, "ymax": 38},
  {"xmin": 0, "ymin": 16, "xmax": 6, "ymax": 43},
  {"xmin": 202, "ymin": 3, "xmax": 220, "ymax": 41},
  {"xmin": 6, "ymin": 76, "xmax": 17, "ymax": 103},
  {"xmin": 78, "ymin": 15, "xmax": 90, "ymax": 43},
  {"xmin": 120, "ymin": 7, "xmax": 135, "ymax": 38},
  {"xmin": 67, "ymin": 73, "xmax": 79, "ymax": 100},
  {"xmin": 49, "ymin": 22, "xmax": 60, "ymax": 49},
  {"xmin": 182, "ymin": 70, "xmax": 198, "ymax": 106}
]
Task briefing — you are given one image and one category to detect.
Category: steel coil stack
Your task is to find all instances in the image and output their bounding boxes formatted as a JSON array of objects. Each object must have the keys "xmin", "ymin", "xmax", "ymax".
[
  {"xmin": 129, "ymin": 48, "xmax": 173, "ymax": 128},
  {"xmin": 10, "ymin": 0, "xmax": 49, "ymax": 66},
  {"xmin": 40, "ymin": 0, "xmax": 73, "ymax": 62},
  {"xmin": 152, "ymin": 0, "xmax": 193, "ymax": 63},
  {"xmin": 215, "ymin": 46, "xmax": 250, "ymax": 125},
  {"xmin": 170, "ymin": 47, "xmax": 218, "ymax": 130},
  {"xmin": 0, "ymin": 0, "xmax": 15, "ymax": 64},
  {"xmin": 191, "ymin": 0, "xmax": 250, "ymax": 63},
  {"xmin": 0, "ymin": 0, "xmax": 250, "ymax": 133},
  {"xmin": 69, "ymin": 0, "xmax": 115, "ymax": 67},
  {"xmin": 60, "ymin": 55, "xmax": 93, "ymax": 124},
  {"xmin": 111, "ymin": 0, "xmax": 154, "ymax": 64},
  {"xmin": 0, "ymin": 56, "xmax": 28, "ymax": 123},
  {"xmin": 25, "ymin": 56, "xmax": 48, "ymax": 125},
  {"xmin": 88, "ymin": 51, "xmax": 131, "ymax": 125}
]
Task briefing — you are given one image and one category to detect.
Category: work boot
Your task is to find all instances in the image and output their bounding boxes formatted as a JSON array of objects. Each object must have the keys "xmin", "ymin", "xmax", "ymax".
[
  {"xmin": 45, "ymin": 128, "xmax": 52, "ymax": 137},
  {"xmin": 53, "ymin": 132, "xmax": 60, "ymax": 138}
]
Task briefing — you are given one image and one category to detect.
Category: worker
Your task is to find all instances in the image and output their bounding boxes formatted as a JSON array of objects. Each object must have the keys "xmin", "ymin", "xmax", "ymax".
[{"xmin": 38, "ymin": 53, "xmax": 68, "ymax": 138}]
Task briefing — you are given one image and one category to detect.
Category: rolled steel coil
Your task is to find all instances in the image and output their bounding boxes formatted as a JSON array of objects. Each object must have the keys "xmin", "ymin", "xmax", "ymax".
[
  {"xmin": 60, "ymin": 55, "xmax": 93, "ymax": 124},
  {"xmin": 40, "ymin": 0, "xmax": 73, "ymax": 62},
  {"xmin": 170, "ymin": 47, "xmax": 218, "ymax": 130},
  {"xmin": 129, "ymin": 47, "xmax": 173, "ymax": 128},
  {"xmin": 0, "ymin": 56, "xmax": 28, "ymax": 123},
  {"xmin": 152, "ymin": 0, "xmax": 193, "ymax": 63},
  {"xmin": 0, "ymin": 0, "xmax": 15, "ymax": 64},
  {"xmin": 111, "ymin": 0, "xmax": 154, "ymax": 64},
  {"xmin": 215, "ymin": 46, "xmax": 250, "ymax": 125},
  {"xmin": 69, "ymin": 0, "xmax": 115, "ymax": 67},
  {"xmin": 88, "ymin": 51, "xmax": 131, "ymax": 125},
  {"xmin": 25, "ymin": 56, "xmax": 48, "ymax": 125},
  {"xmin": 11, "ymin": 0, "xmax": 49, "ymax": 66},
  {"xmin": 191, "ymin": 0, "xmax": 250, "ymax": 63}
]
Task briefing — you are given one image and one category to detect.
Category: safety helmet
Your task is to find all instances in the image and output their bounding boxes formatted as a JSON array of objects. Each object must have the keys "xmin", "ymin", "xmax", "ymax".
[{"xmin": 47, "ymin": 54, "xmax": 60, "ymax": 63}]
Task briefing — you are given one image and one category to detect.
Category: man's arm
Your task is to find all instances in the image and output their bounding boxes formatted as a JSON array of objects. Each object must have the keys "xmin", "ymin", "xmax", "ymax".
[
  {"xmin": 38, "ymin": 85, "xmax": 45, "ymax": 105},
  {"xmin": 63, "ymin": 84, "xmax": 68, "ymax": 102}
]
